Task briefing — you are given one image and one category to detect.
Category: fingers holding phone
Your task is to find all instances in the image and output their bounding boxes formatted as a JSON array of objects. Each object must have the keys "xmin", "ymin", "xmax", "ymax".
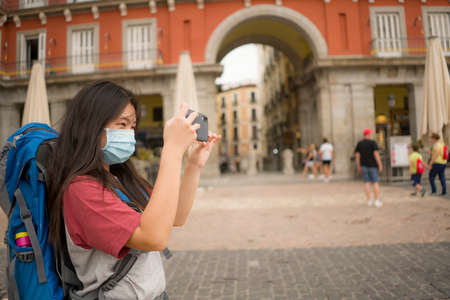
[{"xmin": 164, "ymin": 104, "xmax": 201, "ymax": 153}]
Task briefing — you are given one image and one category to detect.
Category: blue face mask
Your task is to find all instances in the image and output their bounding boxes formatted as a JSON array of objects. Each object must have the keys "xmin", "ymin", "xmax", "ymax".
[{"xmin": 102, "ymin": 128, "xmax": 136, "ymax": 165}]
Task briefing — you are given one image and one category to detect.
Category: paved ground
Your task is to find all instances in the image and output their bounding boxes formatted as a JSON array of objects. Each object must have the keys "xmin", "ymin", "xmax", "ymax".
[
  {"xmin": 0, "ymin": 174, "xmax": 449, "ymax": 299},
  {"xmin": 162, "ymin": 174, "xmax": 450, "ymax": 299},
  {"xmin": 163, "ymin": 243, "xmax": 450, "ymax": 300}
]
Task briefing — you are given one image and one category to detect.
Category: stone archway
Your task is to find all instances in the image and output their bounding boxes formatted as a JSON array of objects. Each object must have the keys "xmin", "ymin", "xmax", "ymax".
[{"xmin": 205, "ymin": 4, "xmax": 328, "ymax": 64}]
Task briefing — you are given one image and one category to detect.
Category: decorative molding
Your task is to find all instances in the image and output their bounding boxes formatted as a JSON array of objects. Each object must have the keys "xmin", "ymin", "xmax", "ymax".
[
  {"xmin": 275, "ymin": 0, "xmax": 282, "ymax": 5},
  {"xmin": 168, "ymin": 0, "xmax": 175, "ymax": 12},
  {"xmin": 39, "ymin": 12, "xmax": 47, "ymax": 25},
  {"xmin": 398, "ymin": 0, "xmax": 404, "ymax": 3},
  {"xmin": 0, "ymin": 15, "xmax": 7, "ymax": 27},
  {"xmin": 244, "ymin": 0, "xmax": 251, "ymax": 7},
  {"xmin": 64, "ymin": 8, "xmax": 72, "ymax": 22},
  {"xmin": 197, "ymin": 0, "xmax": 204, "ymax": 9},
  {"xmin": 119, "ymin": 3, "xmax": 127, "ymax": 16},
  {"xmin": 324, "ymin": 0, "xmax": 331, "ymax": 3},
  {"xmin": 368, "ymin": 0, "xmax": 374, "ymax": 3},
  {"xmin": 149, "ymin": 0, "xmax": 157, "ymax": 13},
  {"xmin": 91, "ymin": 6, "xmax": 99, "ymax": 19},
  {"xmin": 352, "ymin": 0, "xmax": 358, "ymax": 2},
  {"xmin": 420, "ymin": 0, "xmax": 426, "ymax": 3},
  {"xmin": 13, "ymin": 15, "xmax": 20, "ymax": 28}
]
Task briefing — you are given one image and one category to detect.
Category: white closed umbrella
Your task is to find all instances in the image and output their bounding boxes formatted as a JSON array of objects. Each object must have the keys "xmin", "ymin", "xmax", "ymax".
[
  {"xmin": 174, "ymin": 51, "xmax": 199, "ymax": 112},
  {"xmin": 22, "ymin": 62, "xmax": 50, "ymax": 126},
  {"xmin": 419, "ymin": 37, "xmax": 450, "ymax": 140}
]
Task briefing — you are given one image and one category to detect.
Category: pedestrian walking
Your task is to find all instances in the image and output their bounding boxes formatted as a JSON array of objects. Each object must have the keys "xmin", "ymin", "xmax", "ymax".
[
  {"xmin": 319, "ymin": 138, "xmax": 334, "ymax": 182},
  {"xmin": 355, "ymin": 129, "xmax": 383, "ymax": 207},
  {"xmin": 409, "ymin": 143, "xmax": 426, "ymax": 197},
  {"xmin": 428, "ymin": 133, "xmax": 447, "ymax": 195},
  {"xmin": 302, "ymin": 144, "xmax": 317, "ymax": 179},
  {"xmin": 46, "ymin": 81, "xmax": 220, "ymax": 299}
]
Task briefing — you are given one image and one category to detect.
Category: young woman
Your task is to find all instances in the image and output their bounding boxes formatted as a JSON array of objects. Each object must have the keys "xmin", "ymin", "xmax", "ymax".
[
  {"xmin": 47, "ymin": 81, "xmax": 220, "ymax": 299},
  {"xmin": 302, "ymin": 144, "xmax": 317, "ymax": 179}
]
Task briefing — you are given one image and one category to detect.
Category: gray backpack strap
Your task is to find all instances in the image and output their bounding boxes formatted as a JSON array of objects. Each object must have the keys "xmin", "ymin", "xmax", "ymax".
[
  {"xmin": 7, "ymin": 256, "xmax": 19, "ymax": 300},
  {"xmin": 0, "ymin": 142, "xmax": 12, "ymax": 214},
  {"xmin": 69, "ymin": 250, "xmax": 139, "ymax": 300},
  {"xmin": 101, "ymin": 249, "xmax": 139, "ymax": 293},
  {"xmin": 15, "ymin": 189, "xmax": 47, "ymax": 283}
]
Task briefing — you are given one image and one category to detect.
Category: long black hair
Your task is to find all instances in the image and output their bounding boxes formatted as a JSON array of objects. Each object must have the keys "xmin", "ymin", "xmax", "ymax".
[{"xmin": 47, "ymin": 80, "xmax": 151, "ymax": 248}]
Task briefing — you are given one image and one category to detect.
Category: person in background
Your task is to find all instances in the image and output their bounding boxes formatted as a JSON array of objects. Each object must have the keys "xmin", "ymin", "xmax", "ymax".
[
  {"xmin": 319, "ymin": 138, "xmax": 334, "ymax": 182},
  {"xmin": 428, "ymin": 133, "xmax": 447, "ymax": 196},
  {"xmin": 409, "ymin": 143, "xmax": 426, "ymax": 197},
  {"xmin": 300, "ymin": 144, "xmax": 317, "ymax": 179},
  {"xmin": 355, "ymin": 129, "xmax": 383, "ymax": 207}
]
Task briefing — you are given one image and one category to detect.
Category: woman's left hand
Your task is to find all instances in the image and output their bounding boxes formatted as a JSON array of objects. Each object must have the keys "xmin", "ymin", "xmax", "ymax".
[{"xmin": 187, "ymin": 133, "xmax": 222, "ymax": 169}]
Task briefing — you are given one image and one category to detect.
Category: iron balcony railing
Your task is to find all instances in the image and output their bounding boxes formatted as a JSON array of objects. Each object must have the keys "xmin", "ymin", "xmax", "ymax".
[
  {"xmin": 371, "ymin": 37, "xmax": 450, "ymax": 57},
  {"xmin": 1, "ymin": 0, "xmax": 99, "ymax": 11},
  {"xmin": 0, "ymin": 49, "xmax": 162, "ymax": 80}
]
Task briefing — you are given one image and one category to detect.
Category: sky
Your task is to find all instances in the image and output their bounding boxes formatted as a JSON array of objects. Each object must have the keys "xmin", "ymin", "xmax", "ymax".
[{"xmin": 215, "ymin": 44, "xmax": 260, "ymax": 86}]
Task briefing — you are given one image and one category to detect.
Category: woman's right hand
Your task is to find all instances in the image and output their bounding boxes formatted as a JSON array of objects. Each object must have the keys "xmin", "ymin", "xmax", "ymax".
[{"xmin": 163, "ymin": 104, "xmax": 201, "ymax": 156}]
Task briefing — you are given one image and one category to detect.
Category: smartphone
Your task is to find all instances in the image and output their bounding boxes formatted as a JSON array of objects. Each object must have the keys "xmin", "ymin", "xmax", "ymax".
[{"xmin": 186, "ymin": 109, "xmax": 209, "ymax": 142}]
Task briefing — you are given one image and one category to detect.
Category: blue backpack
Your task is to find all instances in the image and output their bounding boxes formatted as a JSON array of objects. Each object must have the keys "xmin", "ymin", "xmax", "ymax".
[{"xmin": 0, "ymin": 123, "xmax": 146, "ymax": 300}]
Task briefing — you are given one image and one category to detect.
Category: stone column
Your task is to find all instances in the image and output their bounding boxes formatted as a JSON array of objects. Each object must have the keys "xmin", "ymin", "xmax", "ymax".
[
  {"xmin": 282, "ymin": 148, "xmax": 294, "ymax": 175},
  {"xmin": 350, "ymin": 84, "xmax": 375, "ymax": 145},
  {"xmin": 0, "ymin": 104, "xmax": 21, "ymax": 144},
  {"xmin": 195, "ymin": 72, "xmax": 220, "ymax": 178},
  {"xmin": 408, "ymin": 83, "xmax": 422, "ymax": 141},
  {"xmin": 315, "ymin": 72, "xmax": 332, "ymax": 143},
  {"xmin": 328, "ymin": 84, "xmax": 354, "ymax": 176},
  {"xmin": 50, "ymin": 101, "xmax": 69, "ymax": 131}
]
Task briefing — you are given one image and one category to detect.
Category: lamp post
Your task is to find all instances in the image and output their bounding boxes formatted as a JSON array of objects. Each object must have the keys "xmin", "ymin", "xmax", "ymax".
[
  {"xmin": 386, "ymin": 93, "xmax": 396, "ymax": 183},
  {"xmin": 387, "ymin": 93, "xmax": 396, "ymax": 135}
]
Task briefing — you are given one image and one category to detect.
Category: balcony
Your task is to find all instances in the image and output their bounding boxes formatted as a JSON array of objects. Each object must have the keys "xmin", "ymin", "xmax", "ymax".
[
  {"xmin": 1, "ymin": 0, "xmax": 97, "ymax": 11},
  {"xmin": 0, "ymin": 49, "xmax": 162, "ymax": 81},
  {"xmin": 371, "ymin": 37, "xmax": 450, "ymax": 57}
]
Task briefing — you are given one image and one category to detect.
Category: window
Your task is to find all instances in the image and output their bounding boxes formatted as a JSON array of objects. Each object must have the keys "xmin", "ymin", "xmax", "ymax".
[
  {"xmin": 123, "ymin": 20, "xmax": 157, "ymax": 70},
  {"xmin": 222, "ymin": 128, "xmax": 227, "ymax": 140},
  {"xmin": 17, "ymin": 30, "xmax": 46, "ymax": 74},
  {"xmin": 234, "ymin": 145, "xmax": 239, "ymax": 156},
  {"xmin": 153, "ymin": 107, "xmax": 163, "ymax": 122},
  {"xmin": 250, "ymin": 91, "xmax": 256, "ymax": 103},
  {"xmin": 423, "ymin": 8, "xmax": 450, "ymax": 55},
  {"xmin": 233, "ymin": 110, "xmax": 238, "ymax": 122},
  {"xmin": 233, "ymin": 127, "xmax": 238, "ymax": 141},
  {"xmin": 370, "ymin": 7, "xmax": 406, "ymax": 57},
  {"xmin": 68, "ymin": 25, "xmax": 98, "ymax": 74},
  {"xmin": 221, "ymin": 96, "xmax": 226, "ymax": 108},
  {"xmin": 221, "ymin": 112, "xmax": 226, "ymax": 124},
  {"xmin": 233, "ymin": 93, "xmax": 238, "ymax": 105},
  {"xmin": 22, "ymin": 0, "xmax": 46, "ymax": 8},
  {"xmin": 251, "ymin": 109, "xmax": 257, "ymax": 122},
  {"xmin": 253, "ymin": 143, "xmax": 258, "ymax": 150},
  {"xmin": 252, "ymin": 126, "xmax": 258, "ymax": 140}
]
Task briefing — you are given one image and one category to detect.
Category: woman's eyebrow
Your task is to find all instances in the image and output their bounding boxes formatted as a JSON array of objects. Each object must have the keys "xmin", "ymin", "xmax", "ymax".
[{"xmin": 119, "ymin": 116, "xmax": 136, "ymax": 123}]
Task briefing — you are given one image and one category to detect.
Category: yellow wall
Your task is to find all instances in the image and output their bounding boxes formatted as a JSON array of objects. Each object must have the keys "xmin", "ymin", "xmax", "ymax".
[
  {"xmin": 136, "ymin": 95, "xmax": 163, "ymax": 129},
  {"xmin": 374, "ymin": 85, "xmax": 409, "ymax": 118}
]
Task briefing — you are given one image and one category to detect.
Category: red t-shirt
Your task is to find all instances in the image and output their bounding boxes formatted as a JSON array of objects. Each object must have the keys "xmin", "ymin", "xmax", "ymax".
[{"xmin": 63, "ymin": 177, "xmax": 145, "ymax": 259}]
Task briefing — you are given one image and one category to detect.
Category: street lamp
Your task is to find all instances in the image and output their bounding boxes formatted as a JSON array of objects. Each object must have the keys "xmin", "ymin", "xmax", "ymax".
[
  {"xmin": 387, "ymin": 93, "xmax": 396, "ymax": 135},
  {"xmin": 387, "ymin": 93, "xmax": 396, "ymax": 109}
]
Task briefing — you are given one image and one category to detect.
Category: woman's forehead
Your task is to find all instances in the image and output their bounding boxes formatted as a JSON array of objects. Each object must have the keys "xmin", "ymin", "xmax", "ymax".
[{"xmin": 119, "ymin": 104, "xmax": 136, "ymax": 120}]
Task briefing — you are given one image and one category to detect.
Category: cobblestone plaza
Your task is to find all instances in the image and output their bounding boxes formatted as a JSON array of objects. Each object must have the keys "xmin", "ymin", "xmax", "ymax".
[{"xmin": 0, "ymin": 175, "xmax": 449, "ymax": 299}]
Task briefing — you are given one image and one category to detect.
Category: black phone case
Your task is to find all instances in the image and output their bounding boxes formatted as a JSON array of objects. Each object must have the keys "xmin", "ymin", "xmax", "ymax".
[{"xmin": 186, "ymin": 109, "xmax": 209, "ymax": 142}]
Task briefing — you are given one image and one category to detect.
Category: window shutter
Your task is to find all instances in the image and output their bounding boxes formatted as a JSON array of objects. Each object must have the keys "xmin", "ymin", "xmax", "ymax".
[
  {"xmin": 375, "ymin": 12, "xmax": 401, "ymax": 57},
  {"xmin": 428, "ymin": 13, "xmax": 450, "ymax": 53},
  {"xmin": 127, "ymin": 24, "xmax": 153, "ymax": 69},
  {"xmin": 72, "ymin": 29, "xmax": 94, "ymax": 73}
]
